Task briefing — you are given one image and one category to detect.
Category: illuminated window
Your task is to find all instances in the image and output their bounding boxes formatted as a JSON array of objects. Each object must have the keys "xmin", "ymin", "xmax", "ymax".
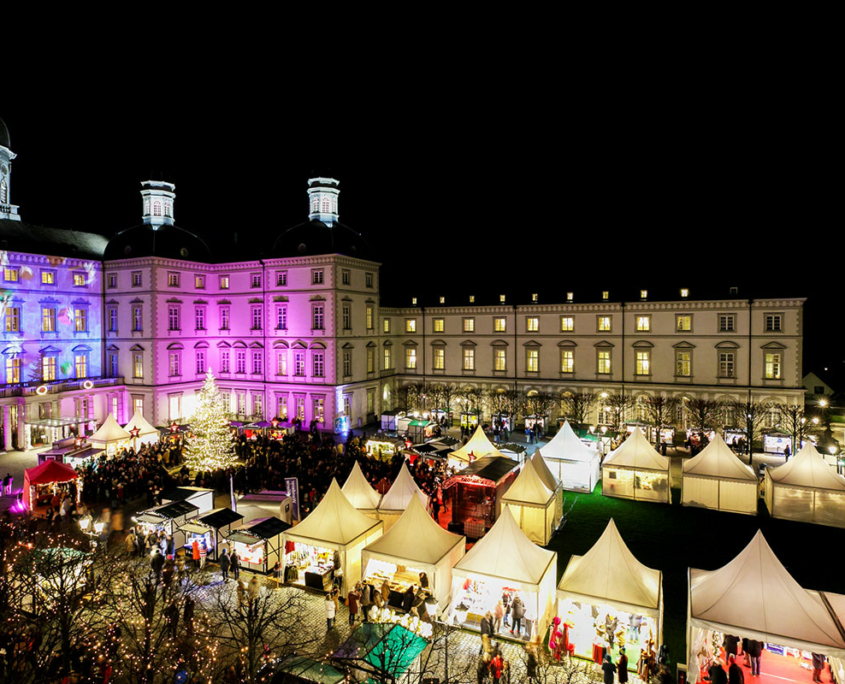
[
  {"xmin": 567, "ymin": 292, "xmax": 573, "ymax": 302},
  {"xmin": 169, "ymin": 353, "xmax": 180, "ymax": 377},
  {"xmin": 42, "ymin": 271, "xmax": 55, "ymax": 285},
  {"xmin": 469, "ymin": 295, "xmax": 475, "ymax": 303},
  {"xmin": 561, "ymin": 350, "xmax": 574, "ymax": 373},
  {"xmin": 366, "ymin": 305, "xmax": 374, "ymax": 330},
  {"xmin": 676, "ymin": 315, "xmax": 692, "ymax": 332},
  {"xmin": 532, "ymin": 293, "xmax": 538, "ymax": 303},
  {"xmin": 6, "ymin": 357, "xmax": 20, "ymax": 383},
  {"xmin": 681, "ymin": 288, "xmax": 689, "ymax": 298},
  {"xmin": 383, "ymin": 347, "xmax": 392, "ymax": 370},
  {"xmin": 278, "ymin": 395, "xmax": 288, "ymax": 420},
  {"xmin": 676, "ymin": 351, "xmax": 691, "ymax": 377},
  {"xmin": 277, "ymin": 351, "xmax": 287, "ymax": 376},
  {"xmin": 433, "ymin": 347, "xmax": 445, "ymax": 370},
  {"xmin": 602, "ymin": 291, "xmax": 609, "ymax": 301},
  {"xmin": 133, "ymin": 353, "xmax": 143, "ymax": 378},
  {"xmin": 42, "ymin": 308, "xmax": 56, "ymax": 332},
  {"xmin": 383, "ymin": 318, "xmax": 391, "ymax": 333},
  {"xmin": 74, "ymin": 308, "xmax": 87, "ymax": 332},
  {"xmin": 5, "ymin": 306, "xmax": 20, "ymax": 332},
  {"xmin": 3, "ymin": 268, "xmax": 18, "ymax": 282},
  {"xmin": 312, "ymin": 352, "xmax": 324, "ymax": 377},
  {"xmin": 405, "ymin": 348, "xmax": 417, "ymax": 369},
  {"xmin": 406, "ymin": 319, "xmax": 416, "ymax": 333},
  {"xmin": 598, "ymin": 316, "xmax": 611, "ymax": 332},
  {"xmin": 219, "ymin": 275, "xmax": 230, "ymax": 290},
  {"xmin": 42, "ymin": 356, "xmax": 56, "ymax": 381},
  {"xmin": 494, "ymin": 317, "xmax": 506, "ymax": 332},
  {"xmin": 195, "ymin": 275, "xmax": 205, "ymax": 289},
  {"xmin": 526, "ymin": 317, "xmax": 539, "ymax": 332},
  {"xmin": 720, "ymin": 352, "xmax": 735, "ymax": 378},
  {"xmin": 433, "ymin": 318, "xmax": 444, "ymax": 333},
  {"xmin": 597, "ymin": 350, "xmax": 611, "ymax": 374},
  {"xmin": 561, "ymin": 317, "xmax": 574, "ymax": 332},
  {"xmin": 635, "ymin": 351, "xmax": 650, "ymax": 375},
  {"xmin": 367, "ymin": 389, "xmax": 375, "ymax": 414},
  {"xmin": 500, "ymin": 294, "xmax": 506, "ymax": 303},
  {"xmin": 636, "ymin": 316, "xmax": 650, "ymax": 332},
  {"xmin": 439, "ymin": 297, "xmax": 445, "ymax": 304},
  {"xmin": 463, "ymin": 348, "xmax": 475, "ymax": 370},
  {"xmin": 526, "ymin": 349, "xmax": 539, "ymax": 372},
  {"xmin": 367, "ymin": 347, "xmax": 375, "ymax": 374},
  {"xmin": 411, "ymin": 297, "xmax": 417, "ymax": 305},
  {"xmin": 640, "ymin": 290, "xmax": 648, "ymax": 300},
  {"xmin": 75, "ymin": 354, "xmax": 88, "ymax": 379},
  {"xmin": 314, "ymin": 397, "xmax": 324, "ymax": 423},
  {"xmin": 168, "ymin": 272, "xmax": 180, "ymax": 288},
  {"xmin": 72, "ymin": 272, "xmax": 85, "ymax": 286},
  {"xmin": 765, "ymin": 353, "xmax": 782, "ymax": 379},
  {"xmin": 463, "ymin": 318, "xmax": 475, "ymax": 333},
  {"xmin": 495, "ymin": 349, "xmax": 506, "ymax": 371}
]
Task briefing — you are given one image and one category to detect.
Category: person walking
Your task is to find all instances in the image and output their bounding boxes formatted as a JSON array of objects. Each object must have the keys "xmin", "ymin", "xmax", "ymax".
[
  {"xmin": 150, "ymin": 548, "xmax": 165, "ymax": 581},
  {"xmin": 511, "ymin": 594, "xmax": 525, "ymax": 637},
  {"xmin": 493, "ymin": 600, "xmax": 504, "ymax": 633},
  {"xmin": 230, "ymin": 550, "xmax": 241, "ymax": 581},
  {"xmin": 199, "ymin": 540, "xmax": 207, "ymax": 570},
  {"xmin": 618, "ymin": 647, "xmax": 629, "ymax": 684},
  {"xmin": 812, "ymin": 653, "xmax": 825, "ymax": 684},
  {"xmin": 219, "ymin": 549, "xmax": 230, "ymax": 582},
  {"xmin": 347, "ymin": 585, "xmax": 360, "ymax": 626},
  {"xmin": 248, "ymin": 576, "xmax": 261, "ymax": 604},
  {"xmin": 325, "ymin": 593, "xmax": 336, "ymax": 631},
  {"xmin": 526, "ymin": 643, "xmax": 539, "ymax": 683},
  {"xmin": 489, "ymin": 649, "xmax": 505, "ymax": 683},
  {"xmin": 192, "ymin": 539, "xmax": 201, "ymax": 569},
  {"xmin": 360, "ymin": 582, "xmax": 372, "ymax": 622},
  {"xmin": 747, "ymin": 640, "xmax": 763, "ymax": 677},
  {"xmin": 603, "ymin": 654, "xmax": 617, "ymax": 684}
]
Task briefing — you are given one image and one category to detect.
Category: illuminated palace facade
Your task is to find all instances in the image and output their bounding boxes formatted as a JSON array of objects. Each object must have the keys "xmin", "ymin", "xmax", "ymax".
[{"xmin": 0, "ymin": 117, "xmax": 805, "ymax": 451}]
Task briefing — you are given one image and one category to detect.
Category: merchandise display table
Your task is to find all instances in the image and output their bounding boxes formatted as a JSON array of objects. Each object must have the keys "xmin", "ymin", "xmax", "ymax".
[{"xmin": 304, "ymin": 567, "xmax": 333, "ymax": 591}]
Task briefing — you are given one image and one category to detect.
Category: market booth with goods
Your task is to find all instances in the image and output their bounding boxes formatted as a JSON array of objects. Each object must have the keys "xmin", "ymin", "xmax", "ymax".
[
  {"xmin": 181, "ymin": 507, "xmax": 244, "ymax": 562},
  {"xmin": 541, "ymin": 420, "xmax": 602, "ymax": 493},
  {"xmin": 764, "ymin": 442, "xmax": 845, "ymax": 528},
  {"xmin": 448, "ymin": 425, "xmax": 505, "ymax": 467},
  {"xmin": 450, "ymin": 507, "xmax": 557, "ymax": 643},
  {"xmin": 362, "ymin": 495, "xmax": 466, "ymax": 615},
  {"xmin": 283, "ymin": 479, "xmax": 383, "ymax": 594},
  {"xmin": 134, "ymin": 500, "xmax": 199, "ymax": 549},
  {"xmin": 501, "ymin": 456, "xmax": 561, "ymax": 546},
  {"xmin": 376, "ymin": 462, "xmax": 430, "ymax": 532},
  {"xmin": 687, "ymin": 530, "xmax": 845, "ymax": 684},
  {"xmin": 681, "ymin": 434, "xmax": 758, "ymax": 514},
  {"xmin": 88, "ymin": 414, "xmax": 131, "ymax": 457},
  {"xmin": 227, "ymin": 516, "xmax": 289, "ymax": 574},
  {"xmin": 23, "ymin": 460, "xmax": 79, "ymax": 510},
  {"xmin": 442, "ymin": 454, "xmax": 519, "ymax": 539},
  {"xmin": 341, "ymin": 461, "xmax": 382, "ymax": 519},
  {"xmin": 602, "ymin": 428, "xmax": 671, "ymax": 503},
  {"xmin": 555, "ymin": 519, "xmax": 663, "ymax": 672}
]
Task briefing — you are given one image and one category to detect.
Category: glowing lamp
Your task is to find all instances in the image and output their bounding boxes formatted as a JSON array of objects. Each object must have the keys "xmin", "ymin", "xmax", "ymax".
[
  {"xmin": 36, "ymin": 385, "xmax": 48, "ymax": 395},
  {"xmin": 78, "ymin": 518, "xmax": 90, "ymax": 531},
  {"xmin": 94, "ymin": 521, "xmax": 105, "ymax": 535},
  {"xmin": 424, "ymin": 596, "xmax": 438, "ymax": 617},
  {"xmin": 454, "ymin": 603, "xmax": 469, "ymax": 625},
  {"xmin": 830, "ymin": 446, "xmax": 838, "ymax": 455}
]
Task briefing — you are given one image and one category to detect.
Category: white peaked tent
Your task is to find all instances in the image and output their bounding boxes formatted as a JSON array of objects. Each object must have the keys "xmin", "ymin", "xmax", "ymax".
[
  {"xmin": 123, "ymin": 409, "xmax": 160, "ymax": 447},
  {"xmin": 284, "ymin": 479, "xmax": 383, "ymax": 594},
  {"xmin": 541, "ymin": 421, "xmax": 602, "ymax": 492},
  {"xmin": 764, "ymin": 442, "xmax": 845, "ymax": 527},
  {"xmin": 451, "ymin": 507, "xmax": 557, "ymax": 637},
  {"xmin": 687, "ymin": 530, "xmax": 845, "ymax": 684},
  {"xmin": 602, "ymin": 427, "xmax": 671, "ymax": 503},
  {"xmin": 362, "ymin": 496, "xmax": 466, "ymax": 612},
  {"xmin": 342, "ymin": 461, "xmax": 382, "ymax": 518},
  {"xmin": 450, "ymin": 425, "xmax": 505, "ymax": 465},
  {"xmin": 501, "ymin": 457, "xmax": 561, "ymax": 545},
  {"xmin": 681, "ymin": 434, "xmax": 758, "ymax": 514},
  {"xmin": 558, "ymin": 519, "xmax": 663, "ymax": 645},
  {"xmin": 377, "ymin": 462, "xmax": 430, "ymax": 531},
  {"xmin": 89, "ymin": 414, "xmax": 131, "ymax": 456}
]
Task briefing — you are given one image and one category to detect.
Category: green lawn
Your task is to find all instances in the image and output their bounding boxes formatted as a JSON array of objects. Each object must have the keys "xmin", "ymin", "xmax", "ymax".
[{"xmin": 545, "ymin": 485, "xmax": 845, "ymax": 668}]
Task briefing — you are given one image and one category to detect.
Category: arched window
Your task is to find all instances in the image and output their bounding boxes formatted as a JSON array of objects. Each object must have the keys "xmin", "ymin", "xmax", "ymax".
[
  {"xmin": 153, "ymin": 201, "xmax": 162, "ymax": 216},
  {"xmin": 0, "ymin": 179, "xmax": 7, "ymax": 204},
  {"xmin": 311, "ymin": 197, "xmax": 319, "ymax": 212},
  {"xmin": 164, "ymin": 201, "xmax": 172, "ymax": 217},
  {"xmin": 321, "ymin": 197, "xmax": 331, "ymax": 213}
]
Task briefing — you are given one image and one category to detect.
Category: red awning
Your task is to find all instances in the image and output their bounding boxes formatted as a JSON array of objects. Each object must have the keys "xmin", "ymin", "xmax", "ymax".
[{"xmin": 23, "ymin": 460, "xmax": 78, "ymax": 508}]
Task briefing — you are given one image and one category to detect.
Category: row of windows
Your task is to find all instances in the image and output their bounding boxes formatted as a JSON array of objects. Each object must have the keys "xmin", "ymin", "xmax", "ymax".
[
  {"xmin": 5, "ymin": 307, "xmax": 89, "ymax": 333},
  {"xmin": 4, "ymin": 268, "xmax": 90, "ymax": 287},
  {"xmin": 3, "ymin": 353, "xmax": 89, "ymax": 383},
  {"xmin": 106, "ymin": 269, "xmax": 375, "ymax": 290},
  {"xmin": 389, "ymin": 313, "xmax": 786, "ymax": 334},
  {"xmin": 162, "ymin": 349, "xmax": 333, "ymax": 379}
]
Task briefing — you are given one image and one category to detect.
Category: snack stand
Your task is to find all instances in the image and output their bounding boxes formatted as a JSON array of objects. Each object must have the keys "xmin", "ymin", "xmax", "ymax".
[
  {"xmin": 194, "ymin": 507, "xmax": 244, "ymax": 561},
  {"xmin": 228, "ymin": 516, "xmax": 289, "ymax": 574},
  {"xmin": 602, "ymin": 428, "xmax": 671, "ymax": 503},
  {"xmin": 442, "ymin": 455, "xmax": 519, "ymax": 537},
  {"xmin": 88, "ymin": 414, "xmax": 131, "ymax": 457},
  {"xmin": 556, "ymin": 519, "xmax": 663, "ymax": 668},
  {"xmin": 134, "ymin": 500, "xmax": 199, "ymax": 550},
  {"xmin": 362, "ymin": 496, "xmax": 465, "ymax": 614},
  {"xmin": 161, "ymin": 486, "xmax": 215, "ymax": 516},
  {"xmin": 37, "ymin": 437, "xmax": 103, "ymax": 467},
  {"xmin": 763, "ymin": 430, "xmax": 792, "ymax": 455},
  {"xmin": 341, "ymin": 461, "xmax": 382, "ymax": 518},
  {"xmin": 524, "ymin": 414, "xmax": 547, "ymax": 432},
  {"xmin": 501, "ymin": 457, "xmax": 561, "ymax": 546},
  {"xmin": 681, "ymin": 434, "xmax": 758, "ymax": 514},
  {"xmin": 23, "ymin": 460, "xmax": 79, "ymax": 510},
  {"xmin": 283, "ymin": 479, "xmax": 383, "ymax": 595},
  {"xmin": 376, "ymin": 462, "xmax": 430, "ymax": 532},
  {"xmin": 460, "ymin": 411, "xmax": 480, "ymax": 430},
  {"xmin": 407, "ymin": 419, "xmax": 437, "ymax": 443},
  {"xmin": 450, "ymin": 508, "xmax": 557, "ymax": 643},
  {"xmin": 366, "ymin": 436, "xmax": 405, "ymax": 462},
  {"xmin": 540, "ymin": 420, "xmax": 602, "ymax": 493}
]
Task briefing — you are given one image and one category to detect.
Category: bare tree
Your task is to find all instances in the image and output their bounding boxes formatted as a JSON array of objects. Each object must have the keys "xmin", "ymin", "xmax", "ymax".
[
  {"xmin": 489, "ymin": 388, "xmax": 519, "ymax": 427},
  {"xmin": 460, "ymin": 386, "xmax": 485, "ymax": 416},
  {"xmin": 517, "ymin": 648, "xmax": 597, "ymax": 684},
  {"xmin": 331, "ymin": 622, "xmax": 436, "ymax": 684},
  {"xmin": 723, "ymin": 398, "xmax": 778, "ymax": 463},
  {"xmin": 560, "ymin": 391, "xmax": 597, "ymax": 427},
  {"xmin": 686, "ymin": 398, "xmax": 720, "ymax": 446},
  {"xmin": 643, "ymin": 396, "xmax": 679, "ymax": 444},
  {"xmin": 600, "ymin": 393, "xmax": 634, "ymax": 432},
  {"xmin": 519, "ymin": 391, "xmax": 557, "ymax": 422},
  {"xmin": 774, "ymin": 402, "xmax": 815, "ymax": 458},
  {"xmin": 397, "ymin": 382, "xmax": 424, "ymax": 411}
]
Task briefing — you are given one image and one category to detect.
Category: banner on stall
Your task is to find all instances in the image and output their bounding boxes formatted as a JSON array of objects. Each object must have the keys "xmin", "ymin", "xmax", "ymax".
[{"xmin": 285, "ymin": 477, "xmax": 300, "ymax": 520}]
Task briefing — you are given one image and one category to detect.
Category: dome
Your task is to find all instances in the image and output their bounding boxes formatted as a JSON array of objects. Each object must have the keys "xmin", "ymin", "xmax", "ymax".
[
  {"xmin": 271, "ymin": 219, "xmax": 371, "ymax": 259},
  {"xmin": 104, "ymin": 223, "xmax": 213, "ymax": 261},
  {"xmin": 0, "ymin": 118, "xmax": 9, "ymax": 149}
]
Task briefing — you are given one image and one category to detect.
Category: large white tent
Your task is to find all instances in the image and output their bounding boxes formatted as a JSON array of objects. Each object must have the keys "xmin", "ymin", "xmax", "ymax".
[
  {"xmin": 89, "ymin": 414, "xmax": 131, "ymax": 456},
  {"xmin": 450, "ymin": 507, "xmax": 557, "ymax": 639},
  {"xmin": 764, "ymin": 442, "xmax": 845, "ymax": 527},
  {"xmin": 681, "ymin": 434, "xmax": 758, "ymax": 514},
  {"xmin": 123, "ymin": 409, "xmax": 160, "ymax": 448},
  {"xmin": 687, "ymin": 530, "xmax": 845, "ymax": 684},
  {"xmin": 362, "ymin": 495, "xmax": 466, "ymax": 613},
  {"xmin": 501, "ymin": 457, "xmax": 560, "ymax": 545},
  {"xmin": 541, "ymin": 420, "xmax": 602, "ymax": 492},
  {"xmin": 342, "ymin": 461, "xmax": 382, "ymax": 518},
  {"xmin": 602, "ymin": 427, "xmax": 671, "ymax": 503},
  {"xmin": 558, "ymin": 519, "xmax": 663, "ymax": 661},
  {"xmin": 449, "ymin": 425, "xmax": 505, "ymax": 465},
  {"xmin": 377, "ymin": 462, "xmax": 430, "ymax": 531},
  {"xmin": 284, "ymin": 479, "xmax": 383, "ymax": 594}
]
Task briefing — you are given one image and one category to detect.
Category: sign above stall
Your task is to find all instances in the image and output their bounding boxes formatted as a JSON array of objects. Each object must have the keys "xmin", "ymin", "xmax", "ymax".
[{"xmin": 285, "ymin": 477, "xmax": 300, "ymax": 521}]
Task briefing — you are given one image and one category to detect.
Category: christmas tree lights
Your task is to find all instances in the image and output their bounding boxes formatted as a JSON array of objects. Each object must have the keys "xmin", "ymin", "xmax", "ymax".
[{"xmin": 184, "ymin": 370, "xmax": 238, "ymax": 472}]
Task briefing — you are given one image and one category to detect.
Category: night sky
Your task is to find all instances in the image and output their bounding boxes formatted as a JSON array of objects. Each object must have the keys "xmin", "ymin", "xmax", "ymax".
[{"xmin": 2, "ymin": 79, "xmax": 838, "ymax": 376}]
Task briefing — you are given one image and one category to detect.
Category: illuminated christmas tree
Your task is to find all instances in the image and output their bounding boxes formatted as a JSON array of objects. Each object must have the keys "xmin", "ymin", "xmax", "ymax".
[{"xmin": 184, "ymin": 369, "xmax": 237, "ymax": 471}]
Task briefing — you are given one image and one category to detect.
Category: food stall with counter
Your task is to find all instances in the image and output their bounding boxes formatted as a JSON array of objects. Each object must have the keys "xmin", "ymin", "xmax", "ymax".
[
  {"xmin": 23, "ymin": 460, "xmax": 80, "ymax": 510},
  {"xmin": 283, "ymin": 480, "xmax": 383, "ymax": 595},
  {"xmin": 227, "ymin": 516, "xmax": 290, "ymax": 574},
  {"xmin": 363, "ymin": 496, "xmax": 465, "ymax": 615},
  {"xmin": 450, "ymin": 508, "xmax": 557, "ymax": 643},
  {"xmin": 161, "ymin": 486, "xmax": 215, "ymax": 516},
  {"xmin": 37, "ymin": 437, "xmax": 104, "ymax": 468},
  {"xmin": 134, "ymin": 500, "xmax": 199, "ymax": 550},
  {"xmin": 556, "ymin": 519, "xmax": 662, "ymax": 668},
  {"xmin": 460, "ymin": 411, "xmax": 480, "ymax": 430},
  {"xmin": 191, "ymin": 507, "xmax": 244, "ymax": 561},
  {"xmin": 366, "ymin": 435, "xmax": 406, "ymax": 462},
  {"xmin": 441, "ymin": 455, "xmax": 519, "ymax": 538}
]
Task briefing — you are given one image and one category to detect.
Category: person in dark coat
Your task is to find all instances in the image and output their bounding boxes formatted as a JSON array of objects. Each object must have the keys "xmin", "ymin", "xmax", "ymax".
[
  {"xmin": 219, "ymin": 549, "xmax": 231, "ymax": 581},
  {"xmin": 479, "ymin": 611, "xmax": 494, "ymax": 655},
  {"xmin": 526, "ymin": 644, "xmax": 538, "ymax": 683},
  {"xmin": 709, "ymin": 660, "xmax": 728, "ymax": 684},
  {"xmin": 724, "ymin": 635, "xmax": 740, "ymax": 663},
  {"xmin": 747, "ymin": 640, "xmax": 763, "ymax": 677},
  {"xmin": 150, "ymin": 549, "xmax": 165, "ymax": 580},
  {"xmin": 402, "ymin": 585, "xmax": 415, "ymax": 613},
  {"xmin": 511, "ymin": 595, "xmax": 525, "ymax": 636},
  {"xmin": 812, "ymin": 653, "xmax": 826, "ymax": 683},
  {"xmin": 603, "ymin": 654, "xmax": 617, "ymax": 684},
  {"xmin": 230, "ymin": 551, "xmax": 240, "ymax": 580},
  {"xmin": 729, "ymin": 654, "xmax": 745, "ymax": 684},
  {"xmin": 618, "ymin": 647, "xmax": 629, "ymax": 684}
]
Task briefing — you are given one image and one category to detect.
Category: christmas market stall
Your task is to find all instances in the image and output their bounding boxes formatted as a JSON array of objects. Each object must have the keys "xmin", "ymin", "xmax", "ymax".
[
  {"xmin": 450, "ymin": 507, "xmax": 557, "ymax": 643},
  {"xmin": 37, "ymin": 436, "xmax": 104, "ymax": 467},
  {"xmin": 540, "ymin": 420, "xmax": 602, "ymax": 493},
  {"xmin": 442, "ymin": 455, "xmax": 519, "ymax": 538},
  {"xmin": 161, "ymin": 486, "xmax": 216, "ymax": 515},
  {"xmin": 376, "ymin": 462, "xmax": 430, "ymax": 532},
  {"xmin": 88, "ymin": 414, "xmax": 131, "ymax": 457},
  {"xmin": 133, "ymin": 500, "xmax": 199, "ymax": 549},
  {"xmin": 602, "ymin": 428, "xmax": 671, "ymax": 503},
  {"xmin": 191, "ymin": 507, "xmax": 244, "ymax": 561},
  {"xmin": 238, "ymin": 492, "xmax": 294, "ymax": 524},
  {"xmin": 687, "ymin": 530, "xmax": 845, "ymax": 684},
  {"xmin": 365, "ymin": 435, "xmax": 405, "ymax": 461},
  {"xmin": 227, "ymin": 516, "xmax": 289, "ymax": 574},
  {"xmin": 681, "ymin": 434, "xmax": 758, "ymax": 514},
  {"xmin": 283, "ymin": 479, "xmax": 383, "ymax": 595},
  {"xmin": 556, "ymin": 519, "xmax": 663, "ymax": 669},
  {"xmin": 449, "ymin": 425, "xmax": 506, "ymax": 466},
  {"xmin": 764, "ymin": 442, "xmax": 845, "ymax": 528},
  {"xmin": 342, "ymin": 460, "xmax": 382, "ymax": 518},
  {"xmin": 122, "ymin": 408, "xmax": 161, "ymax": 449},
  {"xmin": 362, "ymin": 496, "xmax": 466, "ymax": 615},
  {"xmin": 380, "ymin": 410, "xmax": 403, "ymax": 433},
  {"xmin": 23, "ymin": 460, "xmax": 79, "ymax": 510},
  {"xmin": 501, "ymin": 457, "xmax": 561, "ymax": 546}
]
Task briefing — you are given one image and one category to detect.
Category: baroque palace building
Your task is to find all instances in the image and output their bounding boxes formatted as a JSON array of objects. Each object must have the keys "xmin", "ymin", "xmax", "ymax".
[{"xmin": 0, "ymin": 116, "xmax": 805, "ymax": 451}]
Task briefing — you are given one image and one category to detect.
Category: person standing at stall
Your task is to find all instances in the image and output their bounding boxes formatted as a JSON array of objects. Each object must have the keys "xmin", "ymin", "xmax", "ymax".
[
  {"xmin": 511, "ymin": 594, "xmax": 525, "ymax": 637},
  {"xmin": 618, "ymin": 647, "xmax": 629, "ymax": 684},
  {"xmin": 230, "ymin": 550, "xmax": 241, "ymax": 581},
  {"xmin": 325, "ymin": 593, "xmax": 336, "ymax": 631},
  {"xmin": 603, "ymin": 654, "xmax": 617, "ymax": 684},
  {"xmin": 219, "ymin": 549, "xmax": 230, "ymax": 582},
  {"xmin": 347, "ymin": 585, "xmax": 360, "ymax": 626}
]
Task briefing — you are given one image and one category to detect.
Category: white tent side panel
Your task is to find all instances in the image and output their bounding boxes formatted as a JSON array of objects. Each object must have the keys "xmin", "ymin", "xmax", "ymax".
[
  {"xmin": 553, "ymin": 456, "xmax": 601, "ymax": 493},
  {"xmin": 681, "ymin": 476, "xmax": 720, "ymax": 510},
  {"xmin": 815, "ymin": 491, "xmax": 845, "ymax": 527},
  {"xmin": 719, "ymin": 480, "xmax": 758, "ymax": 515},
  {"xmin": 682, "ymin": 476, "xmax": 757, "ymax": 514},
  {"xmin": 603, "ymin": 467, "xmax": 670, "ymax": 503},
  {"xmin": 505, "ymin": 502, "xmax": 555, "ymax": 546}
]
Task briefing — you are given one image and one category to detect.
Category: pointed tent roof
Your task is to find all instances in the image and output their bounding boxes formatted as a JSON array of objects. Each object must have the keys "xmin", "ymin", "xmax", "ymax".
[
  {"xmin": 559, "ymin": 519, "xmax": 660, "ymax": 612},
  {"xmin": 453, "ymin": 507, "xmax": 556, "ymax": 588},
  {"xmin": 25, "ymin": 459, "xmax": 79, "ymax": 486},
  {"xmin": 285, "ymin": 479, "xmax": 382, "ymax": 547},
  {"xmin": 342, "ymin": 461, "xmax": 382, "ymax": 511},
  {"xmin": 767, "ymin": 442, "xmax": 845, "ymax": 491},
  {"xmin": 450, "ymin": 425, "xmax": 505, "ymax": 464},
  {"xmin": 379, "ymin": 462, "xmax": 429, "ymax": 512},
  {"xmin": 683, "ymin": 433, "xmax": 757, "ymax": 481},
  {"xmin": 89, "ymin": 414, "xmax": 131, "ymax": 443},
  {"xmin": 364, "ymin": 495, "xmax": 464, "ymax": 566},
  {"xmin": 690, "ymin": 530, "xmax": 845, "ymax": 652},
  {"xmin": 603, "ymin": 427, "xmax": 669, "ymax": 471},
  {"xmin": 502, "ymin": 457, "xmax": 554, "ymax": 506},
  {"xmin": 123, "ymin": 408, "xmax": 159, "ymax": 437},
  {"xmin": 542, "ymin": 420, "xmax": 600, "ymax": 462},
  {"xmin": 531, "ymin": 450, "xmax": 559, "ymax": 492}
]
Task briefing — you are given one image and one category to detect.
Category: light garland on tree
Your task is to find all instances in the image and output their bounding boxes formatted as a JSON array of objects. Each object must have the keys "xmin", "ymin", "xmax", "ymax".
[{"xmin": 184, "ymin": 369, "xmax": 238, "ymax": 472}]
